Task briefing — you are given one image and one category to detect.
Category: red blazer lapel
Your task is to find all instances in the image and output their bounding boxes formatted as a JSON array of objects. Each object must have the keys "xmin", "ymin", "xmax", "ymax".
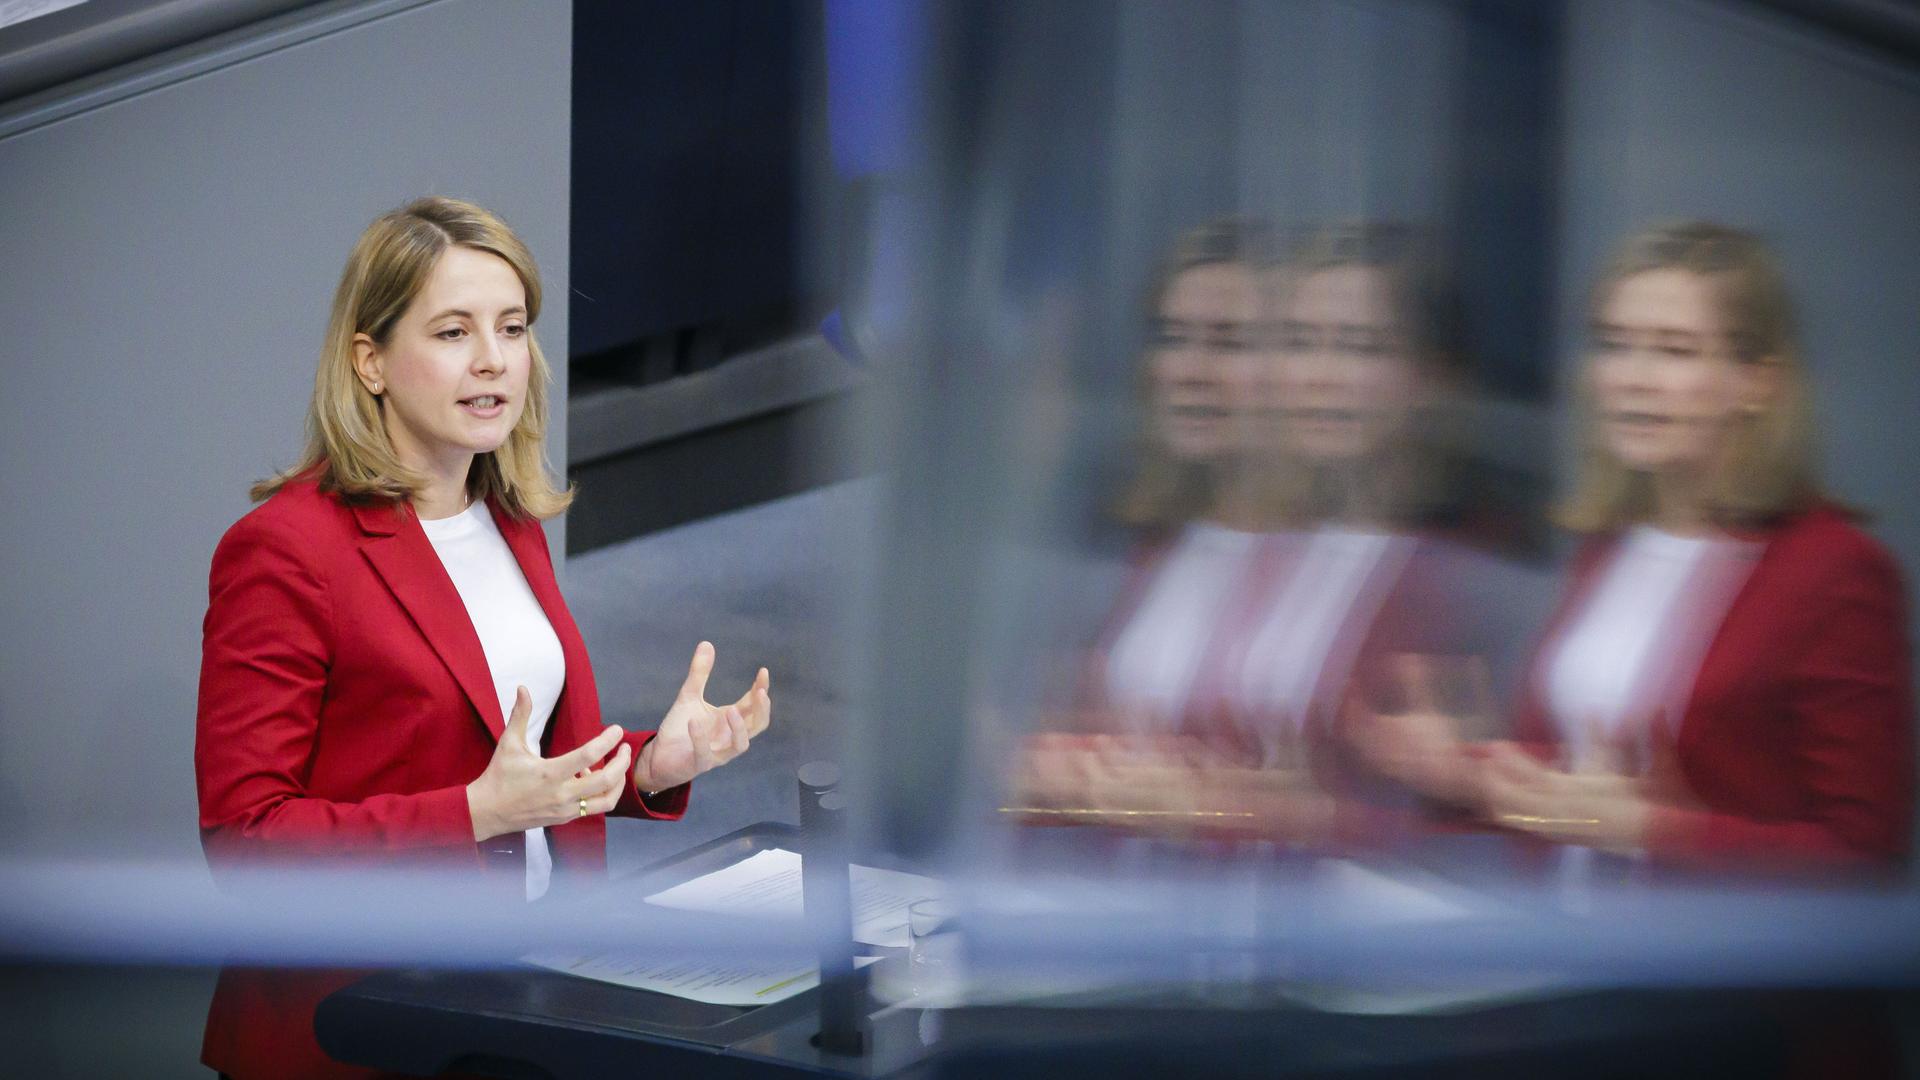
[
  {"xmin": 488, "ymin": 503, "xmax": 570, "ymax": 646},
  {"xmin": 486, "ymin": 501, "xmax": 602, "ymax": 741},
  {"xmin": 484, "ymin": 501, "xmax": 616, "ymax": 875},
  {"xmin": 351, "ymin": 499, "xmax": 507, "ymax": 740}
]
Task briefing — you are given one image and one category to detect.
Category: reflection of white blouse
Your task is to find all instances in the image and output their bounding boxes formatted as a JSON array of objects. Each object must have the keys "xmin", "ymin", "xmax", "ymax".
[
  {"xmin": 1103, "ymin": 523, "xmax": 1261, "ymax": 731},
  {"xmin": 1102, "ymin": 525, "xmax": 1414, "ymax": 759},
  {"xmin": 1235, "ymin": 530, "xmax": 1411, "ymax": 763},
  {"xmin": 1543, "ymin": 526, "xmax": 1729, "ymax": 767},
  {"xmin": 1542, "ymin": 525, "xmax": 1756, "ymax": 903}
]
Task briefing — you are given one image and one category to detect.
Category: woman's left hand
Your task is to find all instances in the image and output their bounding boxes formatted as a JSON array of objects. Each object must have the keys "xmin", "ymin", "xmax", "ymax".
[
  {"xmin": 1479, "ymin": 742, "xmax": 1652, "ymax": 854},
  {"xmin": 631, "ymin": 641, "xmax": 772, "ymax": 795}
]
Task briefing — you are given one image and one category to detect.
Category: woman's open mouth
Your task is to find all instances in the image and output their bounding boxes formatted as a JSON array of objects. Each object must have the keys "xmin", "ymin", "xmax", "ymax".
[{"xmin": 459, "ymin": 394, "xmax": 507, "ymax": 419}]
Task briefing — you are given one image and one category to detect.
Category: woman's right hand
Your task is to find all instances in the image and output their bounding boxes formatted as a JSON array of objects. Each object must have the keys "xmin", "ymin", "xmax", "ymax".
[{"xmin": 466, "ymin": 686, "xmax": 630, "ymax": 842}]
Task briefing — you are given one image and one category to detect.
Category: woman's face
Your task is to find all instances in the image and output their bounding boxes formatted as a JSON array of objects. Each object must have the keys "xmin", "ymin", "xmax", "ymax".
[
  {"xmin": 357, "ymin": 246, "xmax": 532, "ymax": 474},
  {"xmin": 1589, "ymin": 268, "xmax": 1762, "ymax": 476},
  {"xmin": 1148, "ymin": 262, "xmax": 1271, "ymax": 464},
  {"xmin": 1274, "ymin": 264, "xmax": 1424, "ymax": 463}
]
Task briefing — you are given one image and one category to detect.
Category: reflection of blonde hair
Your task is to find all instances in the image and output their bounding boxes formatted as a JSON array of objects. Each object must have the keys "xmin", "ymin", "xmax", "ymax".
[
  {"xmin": 1114, "ymin": 218, "xmax": 1283, "ymax": 529},
  {"xmin": 1281, "ymin": 222, "xmax": 1466, "ymax": 373},
  {"xmin": 1260, "ymin": 222, "xmax": 1468, "ymax": 528},
  {"xmin": 252, "ymin": 196, "xmax": 573, "ymax": 519},
  {"xmin": 1559, "ymin": 222, "xmax": 1817, "ymax": 532}
]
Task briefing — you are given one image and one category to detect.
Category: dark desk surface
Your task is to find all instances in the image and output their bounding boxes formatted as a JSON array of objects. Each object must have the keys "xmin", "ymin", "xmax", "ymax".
[{"xmin": 317, "ymin": 824, "xmax": 1792, "ymax": 1080}]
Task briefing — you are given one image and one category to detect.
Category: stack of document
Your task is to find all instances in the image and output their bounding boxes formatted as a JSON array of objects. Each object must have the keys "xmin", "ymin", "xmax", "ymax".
[{"xmin": 525, "ymin": 848, "xmax": 940, "ymax": 1006}]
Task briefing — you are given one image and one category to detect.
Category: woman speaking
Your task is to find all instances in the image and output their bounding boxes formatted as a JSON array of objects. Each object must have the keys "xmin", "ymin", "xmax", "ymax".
[{"xmin": 195, "ymin": 196, "xmax": 771, "ymax": 1079}]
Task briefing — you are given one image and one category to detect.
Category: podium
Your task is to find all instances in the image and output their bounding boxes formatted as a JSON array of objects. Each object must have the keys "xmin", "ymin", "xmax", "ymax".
[
  {"xmin": 316, "ymin": 822, "xmax": 932, "ymax": 1078},
  {"xmin": 316, "ymin": 822, "xmax": 1790, "ymax": 1079}
]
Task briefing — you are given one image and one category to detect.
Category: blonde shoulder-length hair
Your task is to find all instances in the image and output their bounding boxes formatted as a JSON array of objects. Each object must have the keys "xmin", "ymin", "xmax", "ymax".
[
  {"xmin": 252, "ymin": 195, "xmax": 573, "ymax": 520},
  {"xmin": 1558, "ymin": 222, "xmax": 1818, "ymax": 533}
]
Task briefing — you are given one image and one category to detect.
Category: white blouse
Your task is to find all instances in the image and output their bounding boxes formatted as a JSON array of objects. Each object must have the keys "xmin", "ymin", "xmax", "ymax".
[{"xmin": 421, "ymin": 501, "xmax": 567, "ymax": 900}]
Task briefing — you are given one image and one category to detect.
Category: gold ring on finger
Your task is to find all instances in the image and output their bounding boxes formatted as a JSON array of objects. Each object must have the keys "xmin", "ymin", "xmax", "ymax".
[{"xmin": 578, "ymin": 798, "xmax": 588, "ymax": 818}]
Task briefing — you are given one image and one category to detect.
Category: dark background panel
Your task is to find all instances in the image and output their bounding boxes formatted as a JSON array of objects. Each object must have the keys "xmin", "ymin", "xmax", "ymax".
[{"xmin": 569, "ymin": 0, "xmax": 829, "ymax": 367}]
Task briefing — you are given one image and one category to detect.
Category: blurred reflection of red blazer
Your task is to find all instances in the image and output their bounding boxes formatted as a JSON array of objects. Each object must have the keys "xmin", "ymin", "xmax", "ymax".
[
  {"xmin": 195, "ymin": 476, "xmax": 688, "ymax": 1080},
  {"xmin": 1512, "ymin": 505, "xmax": 1914, "ymax": 877}
]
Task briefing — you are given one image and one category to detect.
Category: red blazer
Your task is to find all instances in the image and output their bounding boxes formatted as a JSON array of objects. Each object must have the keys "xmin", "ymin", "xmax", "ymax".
[
  {"xmin": 1512, "ymin": 506, "xmax": 1914, "ymax": 877},
  {"xmin": 195, "ymin": 476, "xmax": 689, "ymax": 1080}
]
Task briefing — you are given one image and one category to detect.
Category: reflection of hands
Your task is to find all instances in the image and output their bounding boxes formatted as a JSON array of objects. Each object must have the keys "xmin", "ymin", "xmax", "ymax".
[
  {"xmin": 1016, "ymin": 732, "xmax": 1215, "ymax": 813},
  {"xmin": 1344, "ymin": 653, "xmax": 1489, "ymax": 805},
  {"xmin": 1016, "ymin": 732, "xmax": 1153, "ymax": 812},
  {"xmin": 1347, "ymin": 704, "xmax": 1469, "ymax": 797},
  {"xmin": 631, "ymin": 642, "xmax": 771, "ymax": 795},
  {"xmin": 467, "ymin": 687, "xmax": 631, "ymax": 842},
  {"xmin": 1479, "ymin": 712, "xmax": 1696, "ymax": 854},
  {"xmin": 1015, "ymin": 732, "xmax": 1100, "ymax": 810},
  {"xmin": 1479, "ymin": 741, "xmax": 1651, "ymax": 854},
  {"xmin": 1011, "ymin": 732, "xmax": 1334, "ymax": 842}
]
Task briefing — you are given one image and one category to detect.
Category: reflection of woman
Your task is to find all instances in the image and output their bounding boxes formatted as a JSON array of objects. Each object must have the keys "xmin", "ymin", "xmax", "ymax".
[
  {"xmin": 1222, "ymin": 225, "xmax": 1526, "ymax": 843},
  {"xmin": 1093, "ymin": 219, "xmax": 1283, "ymax": 736},
  {"xmin": 1027, "ymin": 224, "xmax": 1524, "ymax": 844},
  {"xmin": 195, "ymin": 198, "xmax": 771, "ymax": 1079},
  {"xmin": 1014, "ymin": 220, "xmax": 1295, "ymax": 832},
  {"xmin": 1235, "ymin": 225, "xmax": 1482, "ymax": 744},
  {"xmin": 1474, "ymin": 223, "xmax": 1913, "ymax": 879}
]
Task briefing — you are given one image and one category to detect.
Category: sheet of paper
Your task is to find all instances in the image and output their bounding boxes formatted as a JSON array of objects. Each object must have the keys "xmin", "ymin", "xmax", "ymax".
[
  {"xmin": 526, "ymin": 848, "xmax": 938, "ymax": 1005},
  {"xmin": 524, "ymin": 950, "xmax": 878, "ymax": 1007},
  {"xmin": 642, "ymin": 848, "xmax": 942, "ymax": 949}
]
